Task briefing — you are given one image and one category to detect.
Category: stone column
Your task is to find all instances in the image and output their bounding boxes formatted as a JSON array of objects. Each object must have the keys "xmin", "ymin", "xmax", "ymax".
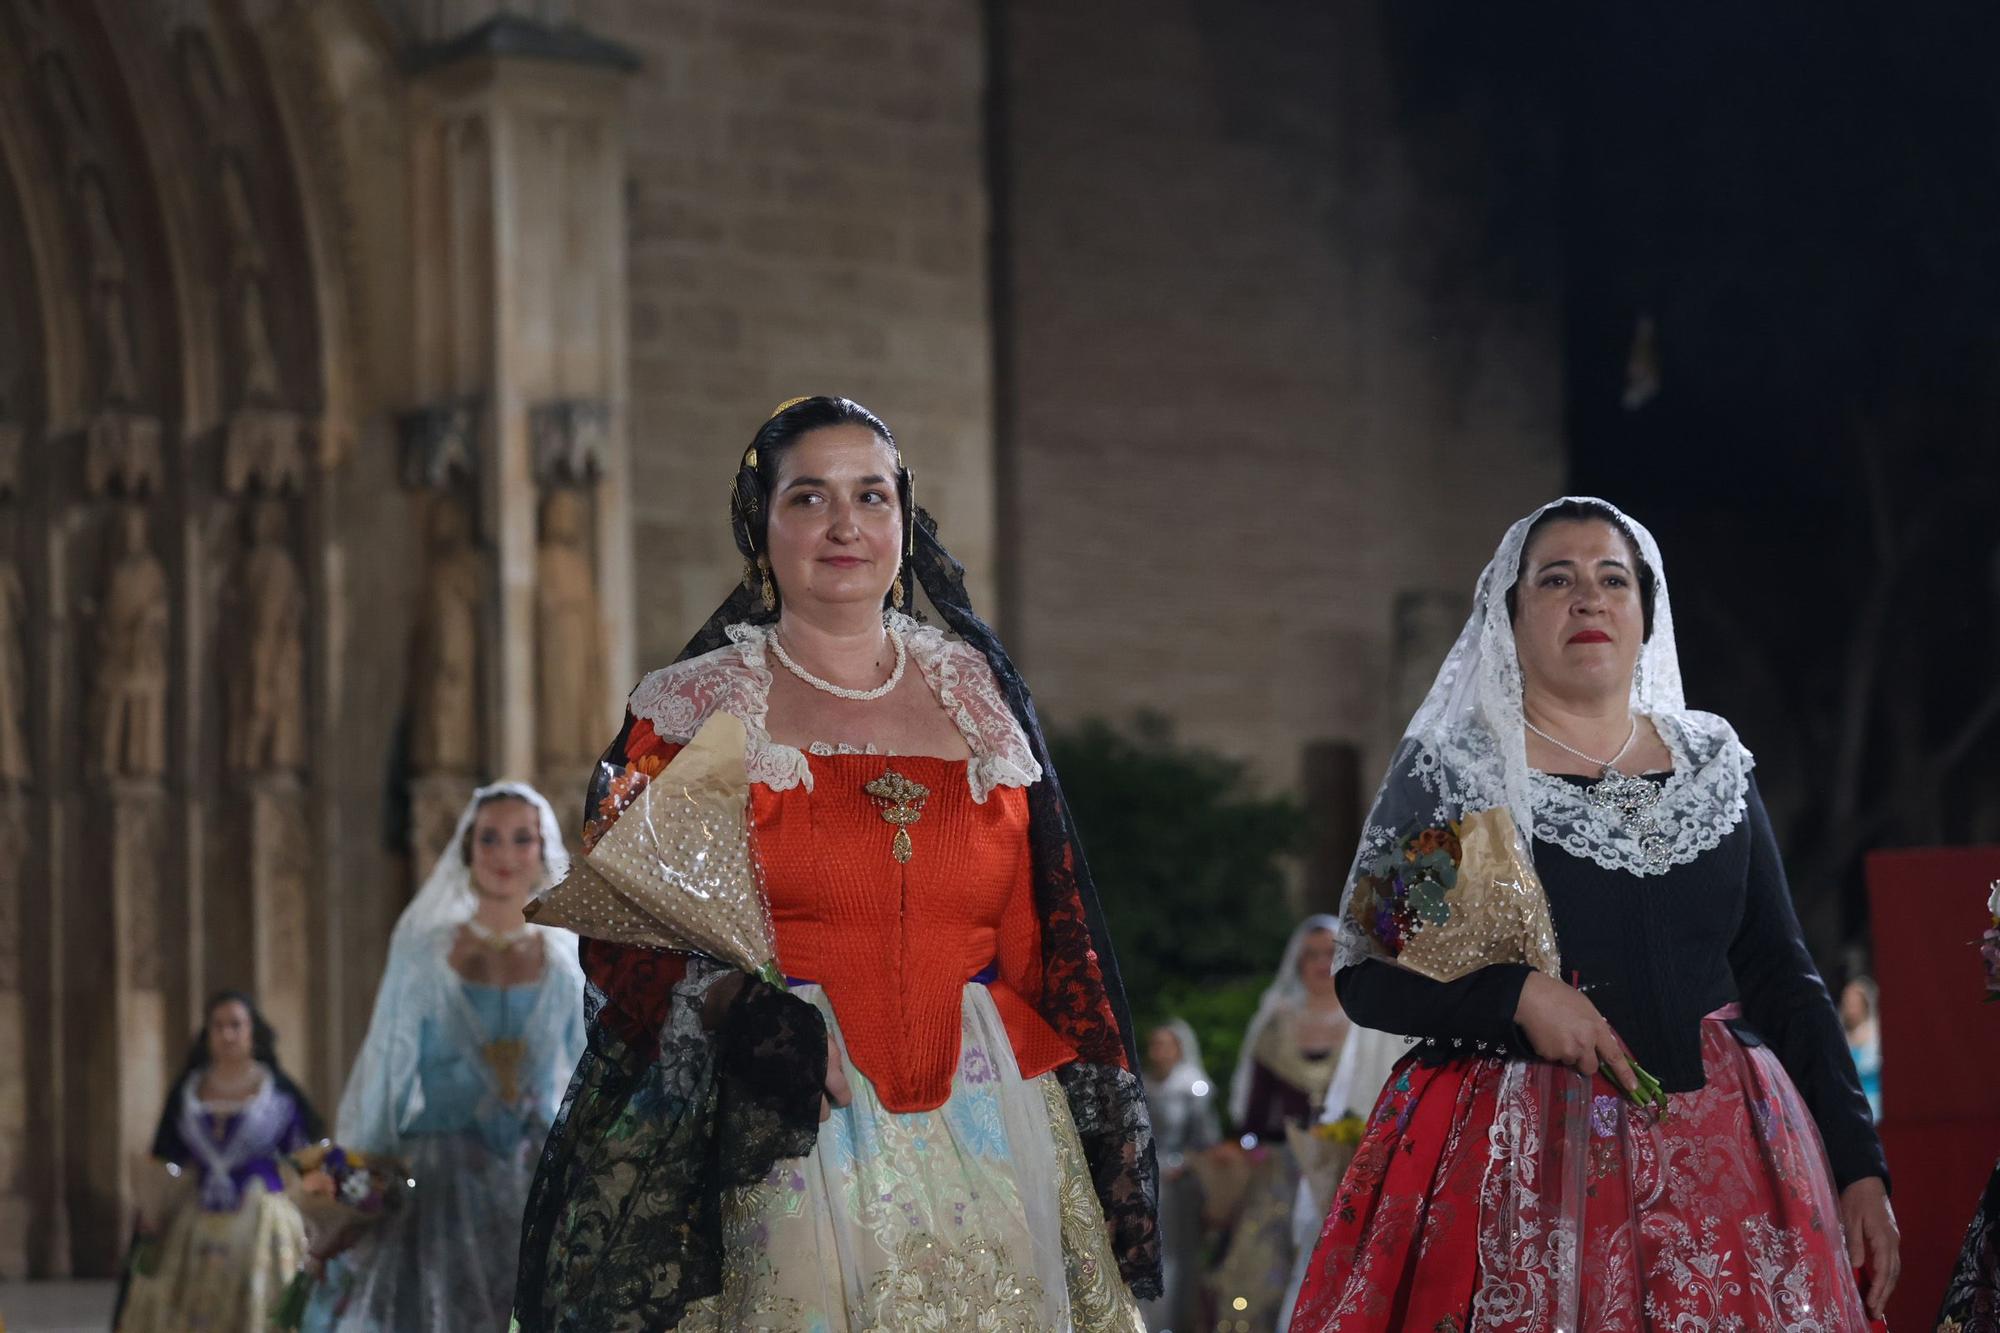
[
  {"xmin": 247, "ymin": 777, "xmax": 313, "ymax": 1084},
  {"xmin": 410, "ymin": 772, "xmax": 477, "ymax": 878},
  {"xmin": 62, "ymin": 780, "xmax": 169, "ymax": 1266},
  {"xmin": 1301, "ymin": 741, "xmax": 1363, "ymax": 917},
  {"xmin": 0, "ymin": 793, "xmax": 29, "ymax": 1276},
  {"xmin": 406, "ymin": 16, "xmax": 637, "ymax": 783}
]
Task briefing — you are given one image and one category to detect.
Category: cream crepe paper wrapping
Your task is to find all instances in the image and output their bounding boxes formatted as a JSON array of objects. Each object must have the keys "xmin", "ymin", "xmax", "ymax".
[{"xmin": 526, "ymin": 711, "xmax": 783, "ymax": 987}]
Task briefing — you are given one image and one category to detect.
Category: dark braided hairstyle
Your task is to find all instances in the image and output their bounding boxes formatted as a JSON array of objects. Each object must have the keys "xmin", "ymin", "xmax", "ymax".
[{"xmin": 712, "ymin": 396, "xmax": 917, "ymax": 642}]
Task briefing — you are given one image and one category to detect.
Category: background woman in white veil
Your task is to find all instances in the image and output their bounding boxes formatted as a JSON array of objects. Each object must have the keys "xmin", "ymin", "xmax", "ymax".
[
  {"xmin": 304, "ymin": 782, "xmax": 584, "ymax": 1331},
  {"xmin": 1207, "ymin": 915, "xmax": 1348, "ymax": 1331},
  {"xmin": 1277, "ymin": 1011, "xmax": 1407, "ymax": 1329},
  {"xmin": 1291, "ymin": 497, "xmax": 1895, "ymax": 1332},
  {"xmin": 1141, "ymin": 1018, "xmax": 1218, "ymax": 1332}
]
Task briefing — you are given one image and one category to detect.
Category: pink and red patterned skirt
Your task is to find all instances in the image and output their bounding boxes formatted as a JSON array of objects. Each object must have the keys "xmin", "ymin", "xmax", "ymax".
[{"xmin": 1291, "ymin": 1009, "xmax": 1874, "ymax": 1332}]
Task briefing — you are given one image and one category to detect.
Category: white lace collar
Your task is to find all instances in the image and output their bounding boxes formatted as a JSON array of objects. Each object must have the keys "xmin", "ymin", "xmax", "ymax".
[
  {"xmin": 1525, "ymin": 711, "xmax": 1752, "ymax": 877},
  {"xmin": 627, "ymin": 612, "xmax": 1042, "ymax": 802}
]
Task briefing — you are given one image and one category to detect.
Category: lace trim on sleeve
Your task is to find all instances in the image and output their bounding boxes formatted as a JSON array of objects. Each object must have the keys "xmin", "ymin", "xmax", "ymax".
[{"xmin": 898, "ymin": 612, "xmax": 1043, "ymax": 802}]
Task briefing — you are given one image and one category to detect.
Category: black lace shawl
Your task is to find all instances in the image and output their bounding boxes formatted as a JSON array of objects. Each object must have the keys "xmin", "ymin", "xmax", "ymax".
[{"xmin": 514, "ymin": 510, "xmax": 1160, "ymax": 1329}]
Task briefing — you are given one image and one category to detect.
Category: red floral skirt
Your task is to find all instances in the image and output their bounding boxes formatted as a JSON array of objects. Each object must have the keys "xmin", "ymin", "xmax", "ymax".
[{"xmin": 1291, "ymin": 1010, "xmax": 1872, "ymax": 1332}]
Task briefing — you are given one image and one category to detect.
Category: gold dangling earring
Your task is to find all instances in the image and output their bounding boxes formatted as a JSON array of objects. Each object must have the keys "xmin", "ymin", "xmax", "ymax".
[
  {"xmin": 758, "ymin": 555, "xmax": 777, "ymax": 612},
  {"xmin": 890, "ymin": 573, "xmax": 905, "ymax": 610}
]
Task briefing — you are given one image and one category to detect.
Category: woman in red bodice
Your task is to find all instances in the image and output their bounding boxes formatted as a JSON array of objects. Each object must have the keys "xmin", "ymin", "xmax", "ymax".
[{"xmin": 516, "ymin": 397, "xmax": 1159, "ymax": 1331}]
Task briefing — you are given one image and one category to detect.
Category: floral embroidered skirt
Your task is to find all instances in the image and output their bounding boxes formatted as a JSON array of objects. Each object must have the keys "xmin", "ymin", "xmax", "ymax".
[
  {"xmin": 116, "ymin": 1180, "xmax": 306, "ymax": 1333},
  {"xmin": 1291, "ymin": 1012, "xmax": 1871, "ymax": 1333},
  {"xmin": 679, "ymin": 982, "xmax": 1144, "ymax": 1333}
]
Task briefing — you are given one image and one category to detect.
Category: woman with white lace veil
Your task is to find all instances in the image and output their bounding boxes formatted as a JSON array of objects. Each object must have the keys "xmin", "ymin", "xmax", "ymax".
[
  {"xmin": 1291, "ymin": 498, "xmax": 1897, "ymax": 1332},
  {"xmin": 1142, "ymin": 1019, "xmax": 1219, "ymax": 1332},
  {"xmin": 515, "ymin": 396, "xmax": 1158, "ymax": 1331},
  {"xmin": 1206, "ymin": 915, "xmax": 1348, "ymax": 1332},
  {"xmin": 303, "ymin": 782, "xmax": 584, "ymax": 1331}
]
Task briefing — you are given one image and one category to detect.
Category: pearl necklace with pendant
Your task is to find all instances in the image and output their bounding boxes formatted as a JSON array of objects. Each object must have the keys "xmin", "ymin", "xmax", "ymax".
[{"xmin": 771, "ymin": 622, "xmax": 907, "ymax": 702}]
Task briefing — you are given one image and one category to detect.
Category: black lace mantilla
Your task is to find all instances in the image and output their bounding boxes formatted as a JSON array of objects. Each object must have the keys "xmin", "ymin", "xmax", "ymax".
[{"xmin": 514, "ymin": 977, "xmax": 825, "ymax": 1331}]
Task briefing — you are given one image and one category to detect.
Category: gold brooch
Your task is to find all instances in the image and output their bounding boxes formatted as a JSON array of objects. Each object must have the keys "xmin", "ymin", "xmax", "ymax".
[
  {"xmin": 864, "ymin": 769, "xmax": 930, "ymax": 864},
  {"xmin": 483, "ymin": 1037, "xmax": 527, "ymax": 1104}
]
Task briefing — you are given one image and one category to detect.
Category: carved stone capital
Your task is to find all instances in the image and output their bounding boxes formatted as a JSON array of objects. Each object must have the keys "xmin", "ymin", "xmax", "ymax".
[
  {"xmin": 224, "ymin": 406, "xmax": 305, "ymax": 495},
  {"xmin": 397, "ymin": 398, "xmax": 481, "ymax": 490},
  {"xmin": 530, "ymin": 397, "xmax": 608, "ymax": 485},
  {"xmin": 400, "ymin": 9, "xmax": 640, "ymax": 73},
  {"xmin": 84, "ymin": 412, "xmax": 163, "ymax": 498}
]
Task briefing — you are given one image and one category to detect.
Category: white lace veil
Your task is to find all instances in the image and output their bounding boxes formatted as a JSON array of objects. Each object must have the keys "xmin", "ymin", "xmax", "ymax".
[
  {"xmin": 1229, "ymin": 913, "xmax": 1342, "ymax": 1126},
  {"xmin": 334, "ymin": 781, "xmax": 582, "ymax": 1151},
  {"xmin": 1335, "ymin": 497, "xmax": 1752, "ymax": 973},
  {"xmin": 1148, "ymin": 1017, "xmax": 1213, "ymax": 1095}
]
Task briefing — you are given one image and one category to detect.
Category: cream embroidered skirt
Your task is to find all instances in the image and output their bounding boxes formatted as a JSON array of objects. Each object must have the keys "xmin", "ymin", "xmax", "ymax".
[
  {"xmin": 116, "ymin": 1180, "xmax": 306, "ymax": 1333},
  {"xmin": 681, "ymin": 982, "xmax": 1144, "ymax": 1333}
]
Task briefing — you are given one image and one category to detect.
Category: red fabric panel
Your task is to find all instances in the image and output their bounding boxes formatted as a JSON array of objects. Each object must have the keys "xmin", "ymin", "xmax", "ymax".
[
  {"xmin": 756, "ymin": 757, "xmax": 1074, "ymax": 1112},
  {"xmin": 1863, "ymin": 844, "xmax": 2000, "ymax": 1330}
]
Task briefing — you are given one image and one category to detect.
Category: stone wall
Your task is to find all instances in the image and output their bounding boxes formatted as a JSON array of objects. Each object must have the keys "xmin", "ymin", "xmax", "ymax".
[
  {"xmin": 575, "ymin": 0, "xmax": 997, "ymax": 674},
  {"xmin": 994, "ymin": 0, "xmax": 1565, "ymax": 798}
]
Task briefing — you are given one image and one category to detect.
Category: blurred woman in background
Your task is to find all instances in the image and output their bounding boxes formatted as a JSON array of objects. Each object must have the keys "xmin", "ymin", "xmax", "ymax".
[
  {"xmin": 117, "ymin": 990, "xmax": 321, "ymax": 1333},
  {"xmin": 1208, "ymin": 915, "xmax": 1348, "ymax": 1332},
  {"xmin": 1143, "ymin": 1019, "xmax": 1219, "ymax": 1332},
  {"xmin": 305, "ymin": 783, "xmax": 583, "ymax": 1331}
]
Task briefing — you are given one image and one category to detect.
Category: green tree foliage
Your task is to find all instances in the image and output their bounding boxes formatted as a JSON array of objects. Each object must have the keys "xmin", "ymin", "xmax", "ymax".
[{"xmin": 1051, "ymin": 712, "xmax": 1304, "ymax": 1116}]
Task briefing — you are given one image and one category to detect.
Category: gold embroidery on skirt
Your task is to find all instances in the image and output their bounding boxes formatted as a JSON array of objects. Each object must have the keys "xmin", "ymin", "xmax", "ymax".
[
  {"xmin": 1041, "ymin": 1076, "xmax": 1148, "ymax": 1333},
  {"xmin": 865, "ymin": 1231, "xmax": 1044, "ymax": 1331}
]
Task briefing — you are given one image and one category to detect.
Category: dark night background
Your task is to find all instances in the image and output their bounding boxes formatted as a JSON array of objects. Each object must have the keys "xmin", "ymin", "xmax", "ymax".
[{"xmin": 1547, "ymin": 2, "xmax": 2000, "ymax": 970}]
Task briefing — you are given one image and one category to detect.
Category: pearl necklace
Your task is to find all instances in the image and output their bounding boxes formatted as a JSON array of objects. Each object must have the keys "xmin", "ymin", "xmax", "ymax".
[
  {"xmin": 771, "ymin": 624, "xmax": 907, "ymax": 702},
  {"xmin": 467, "ymin": 918, "xmax": 534, "ymax": 950}
]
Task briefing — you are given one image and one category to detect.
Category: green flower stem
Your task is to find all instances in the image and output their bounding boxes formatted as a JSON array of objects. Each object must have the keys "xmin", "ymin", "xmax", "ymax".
[
  {"xmin": 271, "ymin": 1269, "xmax": 312, "ymax": 1329},
  {"xmin": 1620, "ymin": 1057, "xmax": 1669, "ymax": 1112}
]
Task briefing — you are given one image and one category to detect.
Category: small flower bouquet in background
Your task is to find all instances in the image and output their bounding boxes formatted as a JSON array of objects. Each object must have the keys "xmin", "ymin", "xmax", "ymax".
[
  {"xmin": 1287, "ymin": 1114, "xmax": 1368, "ymax": 1220},
  {"xmin": 270, "ymin": 1142, "xmax": 413, "ymax": 1328},
  {"xmin": 1982, "ymin": 879, "xmax": 2000, "ymax": 1001}
]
